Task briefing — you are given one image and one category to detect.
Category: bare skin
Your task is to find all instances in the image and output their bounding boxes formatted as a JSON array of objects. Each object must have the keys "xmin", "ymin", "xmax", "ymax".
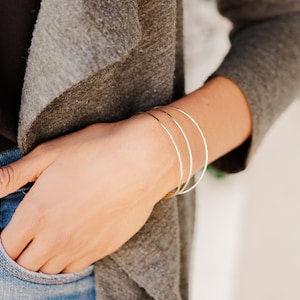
[{"xmin": 0, "ymin": 76, "xmax": 252, "ymax": 274}]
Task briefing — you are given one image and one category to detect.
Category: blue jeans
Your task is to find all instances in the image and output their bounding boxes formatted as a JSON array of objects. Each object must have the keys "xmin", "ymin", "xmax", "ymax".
[{"xmin": 0, "ymin": 148, "xmax": 96, "ymax": 300}]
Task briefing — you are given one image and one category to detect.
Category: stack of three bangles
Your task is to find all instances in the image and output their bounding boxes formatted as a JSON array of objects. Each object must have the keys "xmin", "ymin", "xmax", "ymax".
[{"xmin": 138, "ymin": 106, "xmax": 208, "ymax": 199}]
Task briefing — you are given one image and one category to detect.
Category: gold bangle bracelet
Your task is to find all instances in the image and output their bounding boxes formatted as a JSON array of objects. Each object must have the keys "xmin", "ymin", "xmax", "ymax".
[
  {"xmin": 166, "ymin": 106, "xmax": 208, "ymax": 194},
  {"xmin": 154, "ymin": 107, "xmax": 193, "ymax": 195},
  {"xmin": 138, "ymin": 111, "xmax": 184, "ymax": 198}
]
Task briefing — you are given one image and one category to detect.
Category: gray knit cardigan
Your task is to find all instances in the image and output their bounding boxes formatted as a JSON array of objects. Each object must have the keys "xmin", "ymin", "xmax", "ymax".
[{"xmin": 18, "ymin": 0, "xmax": 300, "ymax": 299}]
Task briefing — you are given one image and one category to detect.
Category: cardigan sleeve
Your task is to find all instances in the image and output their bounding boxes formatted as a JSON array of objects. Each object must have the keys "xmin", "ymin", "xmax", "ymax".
[{"xmin": 208, "ymin": 0, "xmax": 300, "ymax": 173}]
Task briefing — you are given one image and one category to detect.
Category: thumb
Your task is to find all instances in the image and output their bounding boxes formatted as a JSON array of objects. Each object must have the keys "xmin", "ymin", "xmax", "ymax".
[{"xmin": 0, "ymin": 148, "xmax": 52, "ymax": 198}]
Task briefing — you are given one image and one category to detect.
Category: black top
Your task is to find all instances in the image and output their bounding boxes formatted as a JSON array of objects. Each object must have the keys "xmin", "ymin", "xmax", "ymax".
[{"xmin": 0, "ymin": 0, "xmax": 40, "ymax": 151}]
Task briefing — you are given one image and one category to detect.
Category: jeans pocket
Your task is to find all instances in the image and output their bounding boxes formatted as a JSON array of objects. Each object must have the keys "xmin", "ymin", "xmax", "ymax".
[
  {"xmin": 0, "ymin": 186, "xmax": 94, "ymax": 285},
  {"xmin": 0, "ymin": 240, "xmax": 94, "ymax": 285}
]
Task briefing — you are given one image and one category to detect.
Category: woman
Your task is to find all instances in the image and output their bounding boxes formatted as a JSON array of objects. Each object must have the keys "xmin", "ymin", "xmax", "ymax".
[{"xmin": 0, "ymin": 0, "xmax": 300, "ymax": 299}]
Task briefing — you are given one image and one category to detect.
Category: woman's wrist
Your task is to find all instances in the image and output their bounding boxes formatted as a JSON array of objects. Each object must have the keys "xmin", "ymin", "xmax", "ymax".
[
  {"xmin": 107, "ymin": 75, "xmax": 252, "ymax": 204},
  {"xmin": 137, "ymin": 76, "xmax": 251, "ymax": 198},
  {"xmin": 172, "ymin": 76, "xmax": 252, "ymax": 169},
  {"xmin": 113, "ymin": 113, "xmax": 181, "ymax": 204}
]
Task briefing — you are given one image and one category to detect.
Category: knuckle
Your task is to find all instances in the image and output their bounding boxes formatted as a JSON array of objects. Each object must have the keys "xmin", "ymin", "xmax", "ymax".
[
  {"xmin": 17, "ymin": 257, "xmax": 39, "ymax": 272},
  {"xmin": 34, "ymin": 142, "xmax": 50, "ymax": 154},
  {"xmin": 42, "ymin": 230, "xmax": 69, "ymax": 255},
  {"xmin": 32, "ymin": 142, "xmax": 58, "ymax": 166},
  {"xmin": 21, "ymin": 201, "xmax": 48, "ymax": 227},
  {"xmin": 0, "ymin": 165, "xmax": 16, "ymax": 189},
  {"xmin": 35, "ymin": 139, "xmax": 59, "ymax": 156},
  {"xmin": 50, "ymin": 230, "xmax": 71, "ymax": 249}
]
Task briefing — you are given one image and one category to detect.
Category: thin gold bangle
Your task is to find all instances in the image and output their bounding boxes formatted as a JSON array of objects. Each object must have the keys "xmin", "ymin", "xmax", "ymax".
[
  {"xmin": 138, "ymin": 111, "xmax": 183, "ymax": 198},
  {"xmin": 166, "ymin": 106, "xmax": 208, "ymax": 194},
  {"xmin": 154, "ymin": 107, "xmax": 193, "ymax": 194}
]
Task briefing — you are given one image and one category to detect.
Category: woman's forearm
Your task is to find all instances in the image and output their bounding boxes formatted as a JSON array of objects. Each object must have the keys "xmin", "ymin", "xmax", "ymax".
[
  {"xmin": 176, "ymin": 76, "xmax": 252, "ymax": 165},
  {"xmin": 143, "ymin": 76, "xmax": 253, "ymax": 192}
]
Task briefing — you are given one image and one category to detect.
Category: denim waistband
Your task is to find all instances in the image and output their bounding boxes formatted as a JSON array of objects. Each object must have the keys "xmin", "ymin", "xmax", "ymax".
[{"xmin": 0, "ymin": 148, "xmax": 23, "ymax": 168}]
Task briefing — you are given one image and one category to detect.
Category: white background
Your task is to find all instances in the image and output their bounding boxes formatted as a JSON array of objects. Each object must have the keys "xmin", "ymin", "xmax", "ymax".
[{"xmin": 184, "ymin": 1, "xmax": 300, "ymax": 299}]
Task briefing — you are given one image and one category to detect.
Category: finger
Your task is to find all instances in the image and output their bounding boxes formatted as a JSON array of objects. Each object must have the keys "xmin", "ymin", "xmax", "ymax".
[
  {"xmin": 25, "ymin": 242, "xmax": 83, "ymax": 275},
  {"xmin": 16, "ymin": 238, "xmax": 55, "ymax": 272},
  {"xmin": 0, "ymin": 193, "xmax": 39, "ymax": 260},
  {"xmin": 39, "ymin": 254, "xmax": 75, "ymax": 275},
  {"xmin": 62, "ymin": 257, "xmax": 94, "ymax": 274},
  {"xmin": 61, "ymin": 241, "xmax": 101, "ymax": 274},
  {"xmin": 0, "ymin": 147, "xmax": 53, "ymax": 198},
  {"xmin": 20, "ymin": 235, "xmax": 78, "ymax": 275},
  {"xmin": 0, "ymin": 235, "xmax": 32, "ymax": 262},
  {"xmin": 15, "ymin": 242, "xmax": 43, "ymax": 272},
  {"xmin": 38, "ymin": 238, "xmax": 93, "ymax": 274}
]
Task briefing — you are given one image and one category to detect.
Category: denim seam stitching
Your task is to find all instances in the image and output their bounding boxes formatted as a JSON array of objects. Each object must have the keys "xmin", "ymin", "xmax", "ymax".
[{"xmin": 0, "ymin": 253, "xmax": 93, "ymax": 284}]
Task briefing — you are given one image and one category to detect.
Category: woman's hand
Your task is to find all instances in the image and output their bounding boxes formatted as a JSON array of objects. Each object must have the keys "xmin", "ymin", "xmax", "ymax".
[
  {"xmin": 0, "ymin": 114, "xmax": 179, "ymax": 274},
  {"xmin": 0, "ymin": 76, "xmax": 252, "ymax": 275}
]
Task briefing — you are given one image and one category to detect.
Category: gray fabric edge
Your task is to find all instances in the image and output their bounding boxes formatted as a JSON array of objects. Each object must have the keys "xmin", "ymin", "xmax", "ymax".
[{"xmin": 209, "ymin": 13, "xmax": 300, "ymax": 173}]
